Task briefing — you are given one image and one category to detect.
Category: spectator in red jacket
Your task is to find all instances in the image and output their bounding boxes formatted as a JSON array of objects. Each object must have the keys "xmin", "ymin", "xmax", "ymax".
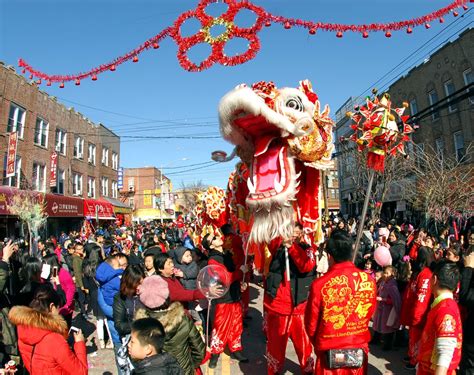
[
  {"xmin": 154, "ymin": 253, "xmax": 205, "ymax": 303},
  {"xmin": 8, "ymin": 283, "xmax": 88, "ymax": 375},
  {"xmin": 400, "ymin": 246, "xmax": 435, "ymax": 370},
  {"xmin": 305, "ymin": 229, "xmax": 377, "ymax": 375}
]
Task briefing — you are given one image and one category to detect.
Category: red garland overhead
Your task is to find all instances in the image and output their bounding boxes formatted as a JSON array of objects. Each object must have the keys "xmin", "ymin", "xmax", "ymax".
[{"xmin": 17, "ymin": 0, "xmax": 469, "ymax": 86}]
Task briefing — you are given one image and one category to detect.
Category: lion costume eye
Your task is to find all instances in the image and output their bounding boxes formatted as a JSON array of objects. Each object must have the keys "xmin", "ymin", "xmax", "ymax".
[{"xmin": 285, "ymin": 97, "xmax": 304, "ymax": 112}]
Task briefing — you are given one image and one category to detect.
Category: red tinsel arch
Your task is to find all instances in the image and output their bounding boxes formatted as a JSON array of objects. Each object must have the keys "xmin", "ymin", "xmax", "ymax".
[{"xmin": 17, "ymin": 0, "xmax": 469, "ymax": 85}]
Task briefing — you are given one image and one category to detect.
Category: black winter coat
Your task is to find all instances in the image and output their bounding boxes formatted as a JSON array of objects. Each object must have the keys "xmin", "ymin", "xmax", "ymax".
[
  {"xmin": 133, "ymin": 353, "xmax": 184, "ymax": 375},
  {"xmin": 113, "ymin": 294, "xmax": 141, "ymax": 338},
  {"xmin": 459, "ymin": 265, "xmax": 474, "ymax": 372},
  {"xmin": 135, "ymin": 302, "xmax": 205, "ymax": 375}
]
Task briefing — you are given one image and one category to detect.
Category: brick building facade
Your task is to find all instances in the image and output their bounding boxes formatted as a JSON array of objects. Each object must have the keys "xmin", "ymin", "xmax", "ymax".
[{"xmin": 0, "ymin": 62, "xmax": 120, "ymax": 199}]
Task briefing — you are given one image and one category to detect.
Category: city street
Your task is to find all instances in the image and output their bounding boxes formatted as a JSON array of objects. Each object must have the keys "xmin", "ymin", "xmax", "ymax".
[{"xmin": 83, "ymin": 282, "xmax": 411, "ymax": 375}]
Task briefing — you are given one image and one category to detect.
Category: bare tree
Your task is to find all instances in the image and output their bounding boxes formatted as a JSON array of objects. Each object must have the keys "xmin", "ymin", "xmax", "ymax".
[
  {"xmin": 338, "ymin": 141, "xmax": 411, "ymax": 223},
  {"xmin": 176, "ymin": 181, "xmax": 208, "ymax": 218},
  {"xmin": 7, "ymin": 192, "xmax": 48, "ymax": 255},
  {"xmin": 405, "ymin": 142, "xmax": 474, "ymax": 227}
]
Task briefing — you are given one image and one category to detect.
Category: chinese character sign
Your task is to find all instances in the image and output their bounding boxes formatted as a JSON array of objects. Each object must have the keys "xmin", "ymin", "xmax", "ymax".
[
  {"xmin": 6, "ymin": 132, "xmax": 18, "ymax": 178},
  {"xmin": 117, "ymin": 167, "xmax": 123, "ymax": 189},
  {"xmin": 50, "ymin": 151, "xmax": 58, "ymax": 187}
]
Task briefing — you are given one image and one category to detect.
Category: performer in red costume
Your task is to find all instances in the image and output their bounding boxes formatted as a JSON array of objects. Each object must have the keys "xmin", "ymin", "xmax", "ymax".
[
  {"xmin": 417, "ymin": 260, "xmax": 463, "ymax": 375},
  {"xmin": 400, "ymin": 247, "xmax": 434, "ymax": 370},
  {"xmin": 305, "ymin": 230, "xmax": 377, "ymax": 375},
  {"xmin": 202, "ymin": 231, "xmax": 249, "ymax": 369},
  {"xmin": 264, "ymin": 223, "xmax": 317, "ymax": 374}
]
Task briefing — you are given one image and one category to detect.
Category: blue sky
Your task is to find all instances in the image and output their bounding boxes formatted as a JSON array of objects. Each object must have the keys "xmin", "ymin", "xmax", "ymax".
[{"xmin": 0, "ymin": 0, "xmax": 471, "ymax": 188}]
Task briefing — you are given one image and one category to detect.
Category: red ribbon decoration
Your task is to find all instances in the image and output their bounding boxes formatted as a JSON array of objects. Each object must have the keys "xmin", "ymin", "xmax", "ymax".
[{"xmin": 17, "ymin": 0, "xmax": 468, "ymax": 84}]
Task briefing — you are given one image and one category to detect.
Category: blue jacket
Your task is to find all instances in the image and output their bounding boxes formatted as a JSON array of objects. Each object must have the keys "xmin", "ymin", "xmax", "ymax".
[{"xmin": 95, "ymin": 262, "xmax": 123, "ymax": 306}]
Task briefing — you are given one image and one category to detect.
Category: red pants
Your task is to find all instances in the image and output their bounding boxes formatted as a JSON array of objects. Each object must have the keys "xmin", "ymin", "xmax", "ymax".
[
  {"xmin": 408, "ymin": 325, "xmax": 423, "ymax": 365},
  {"xmin": 210, "ymin": 302, "xmax": 243, "ymax": 354},
  {"xmin": 265, "ymin": 310, "xmax": 314, "ymax": 374},
  {"xmin": 241, "ymin": 287, "xmax": 250, "ymax": 317},
  {"xmin": 314, "ymin": 349, "xmax": 368, "ymax": 375}
]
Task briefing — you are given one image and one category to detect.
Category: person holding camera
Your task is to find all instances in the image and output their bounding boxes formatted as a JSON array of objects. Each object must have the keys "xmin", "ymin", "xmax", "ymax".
[{"xmin": 8, "ymin": 283, "xmax": 88, "ymax": 374}]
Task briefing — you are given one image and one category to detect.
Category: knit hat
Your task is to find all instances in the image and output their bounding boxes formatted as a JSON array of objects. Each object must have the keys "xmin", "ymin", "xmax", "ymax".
[{"xmin": 138, "ymin": 275, "xmax": 169, "ymax": 309}]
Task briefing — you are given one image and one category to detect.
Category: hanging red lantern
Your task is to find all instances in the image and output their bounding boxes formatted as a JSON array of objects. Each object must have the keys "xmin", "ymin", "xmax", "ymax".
[
  {"xmin": 463, "ymin": 5, "xmax": 468, "ymax": 10},
  {"xmin": 110, "ymin": 65, "xmax": 116, "ymax": 71},
  {"xmin": 336, "ymin": 31, "xmax": 343, "ymax": 38},
  {"xmin": 91, "ymin": 74, "xmax": 97, "ymax": 81},
  {"xmin": 425, "ymin": 23, "xmax": 431, "ymax": 29},
  {"xmin": 133, "ymin": 55, "xmax": 139, "ymax": 62},
  {"xmin": 152, "ymin": 42, "xmax": 159, "ymax": 49},
  {"xmin": 309, "ymin": 28, "xmax": 316, "ymax": 35},
  {"xmin": 284, "ymin": 21, "xmax": 291, "ymax": 29},
  {"xmin": 29, "ymin": 74, "xmax": 33, "ymax": 79},
  {"xmin": 59, "ymin": 82, "xmax": 65, "ymax": 88},
  {"xmin": 406, "ymin": 27, "xmax": 413, "ymax": 34},
  {"xmin": 439, "ymin": 17, "xmax": 445, "ymax": 23},
  {"xmin": 385, "ymin": 31, "xmax": 392, "ymax": 38},
  {"xmin": 265, "ymin": 20, "xmax": 271, "ymax": 27},
  {"xmin": 46, "ymin": 81, "xmax": 51, "ymax": 86},
  {"xmin": 453, "ymin": 11, "xmax": 459, "ymax": 17},
  {"xmin": 362, "ymin": 31, "xmax": 369, "ymax": 38},
  {"xmin": 75, "ymin": 79, "xmax": 80, "ymax": 86},
  {"xmin": 36, "ymin": 79, "xmax": 42, "ymax": 85}
]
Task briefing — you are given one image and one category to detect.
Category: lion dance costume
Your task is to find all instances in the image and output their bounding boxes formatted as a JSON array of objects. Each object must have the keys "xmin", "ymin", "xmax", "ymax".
[{"xmin": 218, "ymin": 80, "xmax": 335, "ymax": 374}]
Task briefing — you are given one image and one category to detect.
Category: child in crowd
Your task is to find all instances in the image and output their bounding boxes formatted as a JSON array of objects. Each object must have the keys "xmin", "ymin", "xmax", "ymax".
[
  {"xmin": 128, "ymin": 318, "xmax": 183, "ymax": 375},
  {"xmin": 364, "ymin": 258, "xmax": 376, "ymax": 279},
  {"xmin": 417, "ymin": 260, "xmax": 462, "ymax": 375},
  {"xmin": 372, "ymin": 266, "xmax": 402, "ymax": 351}
]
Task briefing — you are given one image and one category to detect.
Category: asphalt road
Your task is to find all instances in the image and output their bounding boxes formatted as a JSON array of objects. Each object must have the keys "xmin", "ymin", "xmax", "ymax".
[{"xmin": 82, "ymin": 282, "xmax": 414, "ymax": 374}]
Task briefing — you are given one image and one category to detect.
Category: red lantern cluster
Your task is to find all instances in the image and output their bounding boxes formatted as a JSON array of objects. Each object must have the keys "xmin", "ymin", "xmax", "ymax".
[{"xmin": 16, "ymin": 0, "xmax": 469, "ymax": 85}]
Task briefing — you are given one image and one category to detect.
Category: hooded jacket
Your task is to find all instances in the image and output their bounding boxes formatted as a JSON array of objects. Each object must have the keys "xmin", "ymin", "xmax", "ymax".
[
  {"xmin": 96, "ymin": 261, "xmax": 123, "ymax": 306},
  {"xmin": 135, "ymin": 302, "xmax": 206, "ymax": 375},
  {"xmin": 8, "ymin": 305, "xmax": 88, "ymax": 375},
  {"xmin": 173, "ymin": 246, "xmax": 199, "ymax": 290}
]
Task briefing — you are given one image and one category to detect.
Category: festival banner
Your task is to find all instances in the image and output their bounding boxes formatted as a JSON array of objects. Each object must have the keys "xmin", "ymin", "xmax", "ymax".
[
  {"xmin": 117, "ymin": 167, "xmax": 123, "ymax": 189},
  {"xmin": 50, "ymin": 151, "xmax": 58, "ymax": 187},
  {"xmin": 6, "ymin": 132, "xmax": 18, "ymax": 178}
]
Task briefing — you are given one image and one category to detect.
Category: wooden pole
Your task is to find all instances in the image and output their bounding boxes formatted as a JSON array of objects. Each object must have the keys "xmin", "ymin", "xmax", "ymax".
[{"xmin": 352, "ymin": 169, "xmax": 376, "ymax": 263}]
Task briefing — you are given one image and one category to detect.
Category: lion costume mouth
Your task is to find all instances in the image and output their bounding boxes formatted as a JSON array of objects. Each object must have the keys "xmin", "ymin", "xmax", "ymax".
[{"xmin": 232, "ymin": 114, "xmax": 297, "ymax": 207}]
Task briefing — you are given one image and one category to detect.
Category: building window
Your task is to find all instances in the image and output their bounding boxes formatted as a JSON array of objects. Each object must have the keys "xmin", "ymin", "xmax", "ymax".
[
  {"xmin": 57, "ymin": 169, "xmax": 65, "ymax": 194},
  {"xmin": 102, "ymin": 147, "xmax": 109, "ymax": 166},
  {"xmin": 101, "ymin": 177, "xmax": 109, "ymax": 197},
  {"xmin": 112, "ymin": 181, "xmax": 118, "ymax": 198},
  {"xmin": 329, "ymin": 189, "xmax": 337, "ymax": 199},
  {"xmin": 55, "ymin": 129, "xmax": 67, "ymax": 155},
  {"xmin": 428, "ymin": 90, "xmax": 440, "ymax": 120},
  {"xmin": 112, "ymin": 152, "xmax": 118, "ymax": 170},
  {"xmin": 7, "ymin": 103, "xmax": 26, "ymax": 138},
  {"xmin": 409, "ymin": 98, "xmax": 418, "ymax": 119},
  {"xmin": 72, "ymin": 173, "xmax": 83, "ymax": 196},
  {"xmin": 443, "ymin": 80, "xmax": 457, "ymax": 112},
  {"xmin": 128, "ymin": 177, "xmax": 135, "ymax": 192},
  {"xmin": 435, "ymin": 138, "xmax": 444, "ymax": 159},
  {"xmin": 454, "ymin": 131, "xmax": 465, "ymax": 162},
  {"xmin": 87, "ymin": 177, "xmax": 96, "ymax": 198},
  {"xmin": 74, "ymin": 136, "xmax": 84, "ymax": 159},
  {"xmin": 88, "ymin": 143, "xmax": 96, "ymax": 165},
  {"xmin": 3, "ymin": 155, "xmax": 21, "ymax": 188},
  {"xmin": 34, "ymin": 117, "xmax": 49, "ymax": 147},
  {"xmin": 32, "ymin": 163, "xmax": 46, "ymax": 192},
  {"xmin": 463, "ymin": 68, "xmax": 474, "ymax": 104}
]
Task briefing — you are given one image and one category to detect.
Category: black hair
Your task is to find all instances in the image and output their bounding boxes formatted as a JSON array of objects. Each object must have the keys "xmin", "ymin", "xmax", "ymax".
[
  {"xmin": 30, "ymin": 283, "xmax": 61, "ymax": 314},
  {"xmin": 220, "ymin": 224, "xmax": 233, "ymax": 236},
  {"xmin": 120, "ymin": 264, "xmax": 145, "ymax": 298},
  {"xmin": 431, "ymin": 259, "xmax": 460, "ymax": 292},
  {"xmin": 153, "ymin": 253, "xmax": 172, "ymax": 273},
  {"xmin": 144, "ymin": 252, "xmax": 155, "ymax": 260},
  {"xmin": 131, "ymin": 318, "xmax": 166, "ymax": 353},
  {"xmin": 131, "ymin": 318, "xmax": 165, "ymax": 353},
  {"xmin": 201, "ymin": 233, "xmax": 212, "ymax": 253},
  {"xmin": 326, "ymin": 229, "xmax": 354, "ymax": 263},
  {"xmin": 21, "ymin": 257, "xmax": 42, "ymax": 283},
  {"xmin": 412, "ymin": 246, "xmax": 435, "ymax": 276},
  {"xmin": 42, "ymin": 253, "xmax": 61, "ymax": 270},
  {"xmin": 145, "ymin": 235, "xmax": 156, "ymax": 249}
]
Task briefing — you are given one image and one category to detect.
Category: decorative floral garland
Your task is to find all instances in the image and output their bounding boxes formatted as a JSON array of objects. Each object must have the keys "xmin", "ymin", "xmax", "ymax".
[{"xmin": 17, "ymin": 0, "xmax": 469, "ymax": 86}]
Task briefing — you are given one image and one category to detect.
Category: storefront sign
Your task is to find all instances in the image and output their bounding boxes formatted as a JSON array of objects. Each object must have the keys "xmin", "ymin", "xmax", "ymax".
[
  {"xmin": 50, "ymin": 151, "xmax": 58, "ymax": 187},
  {"xmin": 6, "ymin": 132, "xmax": 18, "ymax": 178},
  {"xmin": 84, "ymin": 199, "xmax": 115, "ymax": 220},
  {"xmin": 45, "ymin": 194, "xmax": 84, "ymax": 217},
  {"xmin": 117, "ymin": 167, "xmax": 123, "ymax": 189}
]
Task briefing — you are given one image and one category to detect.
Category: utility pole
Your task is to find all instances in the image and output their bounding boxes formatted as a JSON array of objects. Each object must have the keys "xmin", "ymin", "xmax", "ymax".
[{"xmin": 160, "ymin": 166, "xmax": 164, "ymax": 225}]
